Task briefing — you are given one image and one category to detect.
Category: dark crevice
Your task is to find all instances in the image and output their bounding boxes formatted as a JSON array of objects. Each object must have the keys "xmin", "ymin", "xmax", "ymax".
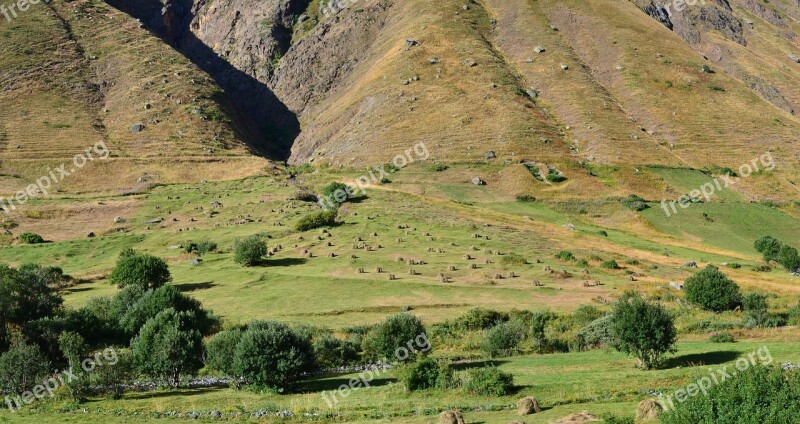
[{"xmin": 106, "ymin": 0, "xmax": 299, "ymax": 160}]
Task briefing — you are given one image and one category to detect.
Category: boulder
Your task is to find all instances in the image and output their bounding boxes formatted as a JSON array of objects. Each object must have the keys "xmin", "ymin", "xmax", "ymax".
[
  {"xmin": 534, "ymin": 45, "xmax": 546, "ymax": 53},
  {"xmin": 113, "ymin": 216, "xmax": 126, "ymax": 224},
  {"xmin": 485, "ymin": 151, "xmax": 497, "ymax": 159},
  {"xmin": 517, "ymin": 396, "xmax": 541, "ymax": 415},
  {"xmin": 472, "ymin": 177, "xmax": 486, "ymax": 185},
  {"xmin": 130, "ymin": 123, "xmax": 145, "ymax": 133},
  {"xmin": 789, "ymin": 54, "xmax": 800, "ymax": 63}
]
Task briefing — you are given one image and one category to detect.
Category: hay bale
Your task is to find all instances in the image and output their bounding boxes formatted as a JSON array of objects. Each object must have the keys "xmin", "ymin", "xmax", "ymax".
[
  {"xmin": 448, "ymin": 265, "xmax": 456, "ymax": 271},
  {"xmin": 388, "ymin": 274, "xmax": 397, "ymax": 281},
  {"xmin": 517, "ymin": 396, "xmax": 541, "ymax": 415},
  {"xmin": 438, "ymin": 410, "xmax": 465, "ymax": 424},
  {"xmin": 375, "ymin": 267, "xmax": 384, "ymax": 273},
  {"xmin": 470, "ymin": 264, "xmax": 478, "ymax": 269},
  {"xmin": 635, "ymin": 399, "xmax": 662, "ymax": 422},
  {"xmin": 553, "ymin": 412, "xmax": 599, "ymax": 423}
]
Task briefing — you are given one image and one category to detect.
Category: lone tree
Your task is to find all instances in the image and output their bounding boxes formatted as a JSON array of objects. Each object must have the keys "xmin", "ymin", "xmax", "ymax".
[
  {"xmin": 232, "ymin": 321, "xmax": 315, "ymax": 391},
  {"xmin": 131, "ymin": 308, "xmax": 204, "ymax": 387},
  {"xmin": 778, "ymin": 245, "xmax": 800, "ymax": 272},
  {"xmin": 233, "ymin": 235, "xmax": 267, "ymax": 266},
  {"xmin": 754, "ymin": 236, "xmax": 783, "ymax": 263},
  {"xmin": 362, "ymin": 313, "xmax": 428, "ymax": 362},
  {"xmin": 684, "ymin": 265, "xmax": 742, "ymax": 312},
  {"xmin": 611, "ymin": 292, "xmax": 676, "ymax": 369},
  {"xmin": 110, "ymin": 253, "xmax": 172, "ymax": 290}
]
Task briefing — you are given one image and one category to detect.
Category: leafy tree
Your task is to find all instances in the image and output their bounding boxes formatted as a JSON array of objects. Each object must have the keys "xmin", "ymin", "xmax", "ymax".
[
  {"xmin": 611, "ymin": 292, "xmax": 677, "ymax": 369},
  {"xmin": 131, "ymin": 308, "xmax": 204, "ymax": 387},
  {"xmin": 205, "ymin": 328, "xmax": 244, "ymax": 376},
  {"xmin": 684, "ymin": 266, "xmax": 742, "ymax": 312},
  {"xmin": 575, "ymin": 315, "xmax": 616, "ymax": 351},
  {"xmin": 754, "ymin": 236, "xmax": 782, "ymax": 263},
  {"xmin": 321, "ymin": 182, "xmax": 353, "ymax": 206},
  {"xmin": 362, "ymin": 314, "xmax": 428, "ymax": 362},
  {"xmin": 778, "ymin": 245, "xmax": 800, "ymax": 272},
  {"xmin": 464, "ymin": 367, "xmax": 514, "ymax": 396},
  {"xmin": 530, "ymin": 309, "xmax": 556, "ymax": 349},
  {"xmin": 233, "ymin": 235, "xmax": 267, "ymax": 266},
  {"xmin": 58, "ymin": 331, "xmax": 88, "ymax": 401},
  {"xmin": 480, "ymin": 321, "xmax": 525, "ymax": 358},
  {"xmin": 119, "ymin": 285, "xmax": 218, "ymax": 337},
  {"xmin": 742, "ymin": 292, "xmax": 769, "ymax": 327},
  {"xmin": 109, "ymin": 254, "xmax": 172, "ymax": 290},
  {"xmin": 0, "ymin": 341, "xmax": 50, "ymax": 393},
  {"xmin": 295, "ymin": 210, "xmax": 338, "ymax": 232},
  {"xmin": 232, "ymin": 321, "xmax": 315, "ymax": 391},
  {"xmin": 0, "ymin": 263, "xmax": 63, "ymax": 350},
  {"xmin": 313, "ymin": 336, "xmax": 360, "ymax": 369}
]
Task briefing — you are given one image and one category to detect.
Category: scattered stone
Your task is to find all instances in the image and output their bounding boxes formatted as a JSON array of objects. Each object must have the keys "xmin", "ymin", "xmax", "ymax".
[
  {"xmin": 405, "ymin": 39, "xmax": 418, "ymax": 47},
  {"xmin": 485, "ymin": 151, "xmax": 497, "ymax": 159},
  {"xmin": 789, "ymin": 55, "xmax": 800, "ymax": 63},
  {"xmin": 113, "ymin": 216, "xmax": 126, "ymax": 224},
  {"xmin": 430, "ymin": 57, "xmax": 440, "ymax": 64},
  {"xmin": 471, "ymin": 177, "xmax": 486, "ymax": 185},
  {"xmin": 130, "ymin": 123, "xmax": 145, "ymax": 133},
  {"xmin": 683, "ymin": 261, "xmax": 698, "ymax": 268},
  {"xmin": 87, "ymin": 232, "xmax": 95, "ymax": 238},
  {"xmin": 534, "ymin": 46, "xmax": 546, "ymax": 53},
  {"xmin": 668, "ymin": 281, "xmax": 684, "ymax": 290},
  {"xmin": 560, "ymin": 63, "xmax": 569, "ymax": 70}
]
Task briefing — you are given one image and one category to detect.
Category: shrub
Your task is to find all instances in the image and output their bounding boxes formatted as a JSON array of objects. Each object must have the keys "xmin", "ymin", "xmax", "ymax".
[
  {"xmin": 754, "ymin": 236, "xmax": 782, "ymax": 263},
  {"xmin": 660, "ymin": 366, "xmax": 800, "ymax": 424},
  {"xmin": 0, "ymin": 342, "xmax": 50, "ymax": 393},
  {"xmin": 18, "ymin": 233, "xmax": 44, "ymax": 244},
  {"xmin": 573, "ymin": 305, "xmax": 604, "ymax": 326},
  {"xmin": 778, "ymin": 245, "xmax": 800, "ymax": 272},
  {"xmin": 453, "ymin": 308, "xmax": 508, "ymax": 332},
  {"xmin": 601, "ymin": 259, "xmax": 621, "ymax": 269},
  {"xmin": 611, "ymin": 292, "xmax": 677, "ymax": 369},
  {"xmin": 725, "ymin": 262, "xmax": 742, "ymax": 269},
  {"xmin": 362, "ymin": 314, "xmax": 428, "ymax": 362},
  {"xmin": 742, "ymin": 292, "xmax": 769, "ymax": 327},
  {"xmin": 431, "ymin": 164, "xmax": 449, "ymax": 172},
  {"xmin": 554, "ymin": 251, "xmax": 576, "ymax": 261},
  {"xmin": 232, "ymin": 321, "xmax": 315, "ymax": 391},
  {"xmin": 480, "ymin": 322, "xmax": 525, "ymax": 358},
  {"xmin": 119, "ymin": 284, "xmax": 218, "ymax": 337},
  {"xmin": 598, "ymin": 230, "xmax": 609, "ymax": 237},
  {"xmin": 205, "ymin": 328, "xmax": 244, "ymax": 376},
  {"xmin": 130, "ymin": 308, "xmax": 204, "ymax": 387},
  {"xmin": 546, "ymin": 169, "xmax": 567, "ymax": 183},
  {"xmin": 575, "ymin": 315, "xmax": 616, "ymax": 350},
  {"xmin": 295, "ymin": 210, "xmax": 338, "ymax": 232},
  {"xmin": 233, "ymin": 235, "xmax": 267, "ymax": 266},
  {"xmin": 109, "ymin": 254, "xmax": 172, "ymax": 290},
  {"xmin": 294, "ymin": 192, "xmax": 318, "ymax": 202},
  {"xmin": 684, "ymin": 266, "xmax": 742, "ymax": 312},
  {"xmin": 787, "ymin": 304, "xmax": 800, "ymax": 326},
  {"xmin": 530, "ymin": 309, "xmax": 557, "ymax": 349},
  {"xmin": 397, "ymin": 357, "xmax": 454, "ymax": 391},
  {"xmin": 622, "ymin": 195, "xmax": 649, "ymax": 211},
  {"xmin": 500, "ymin": 254, "xmax": 527, "ymax": 266},
  {"xmin": 313, "ymin": 336, "xmax": 360, "ymax": 369},
  {"xmin": 515, "ymin": 194, "xmax": 536, "ymax": 203},
  {"xmin": 186, "ymin": 241, "xmax": 217, "ymax": 255},
  {"xmin": 464, "ymin": 367, "xmax": 514, "ymax": 396},
  {"xmin": 708, "ymin": 332, "xmax": 736, "ymax": 343},
  {"xmin": 576, "ymin": 259, "xmax": 589, "ymax": 267},
  {"xmin": 321, "ymin": 182, "xmax": 353, "ymax": 206}
]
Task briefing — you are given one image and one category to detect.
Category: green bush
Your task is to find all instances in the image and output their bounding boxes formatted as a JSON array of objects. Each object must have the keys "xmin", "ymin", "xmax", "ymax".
[
  {"xmin": 601, "ymin": 259, "xmax": 621, "ymax": 269},
  {"xmin": 362, "ymin": 314, "xmax": 428, "ymax": 362},
  {"xmin": 18, "ymin": 233, "xmax": 44, "ymax": 244},
  {"xmin": 742, "ymin": 292, "xmax": 769, "ymax": 327},
  {"xmin": 546, "ymin": 169, "xmax": 567, "ymax": 183},
  {"xmin": 530, "ymin": 309, "xmax": 556, "ymax": 349},
  {"xmin": 754, "ymin": 236, "xmax": 782, "ymax": 263},
  {"xmin": 576, "ymin": 259, "xmax": 589, "ymax": 267},
  {"xmin": 321, "ymin": 182, "xmax": 353, "ymax": 206},
  {"xmin": 598, "ymin": 230, "xmax": 609, "ymax": 237},
  {"xmin": 726, "ymin": 262, "xmax": 742, "ymax": 269},
  {"xmin": 611, "ymin": 292, "xmax": 677, "ymax": 369},
  {"xmin": 572, "ymin": 305, "xmax": 604, "ymax": 326},
  {"xmin": 463, "ymin": 367, "xmax": 514, "ymax": 396},
  {"xmin": 480, "ymin": 322, "xmax": 525, "ymax": 358},
  {"xmin": 233, "ymin": 235, "xmax": 267, "ymax": 266},
  {"xmin": 205, "ymin": 328, "xmax": 244, "ymax": 376},
  {"xmin": 575, "ymin": 315, "xmax": 616, "ymax": 350},
  {"xmin": 313, "ymin": 336, "xmax": 360, "ymax": 369},
  {"xmin": 0, "ymin": 342, "xmax": 50, "ymax": 393},
  {"xmin": 295, "ymin": 210, "xmax": 338, "ymax": 232},
  {"xmin": 452, "ymin": 308, "xmax": 508, "ymax": 332},
  {"xmin": 554, "ymin": 251, "xmax": 576, "ymax": 261},
  {"xmin": 787, "ymin": 304, "xmax": 800, "ymax": 326},
  {"xmin": 431, "ymin": 164, "xmax": 449, "ymax": 172},
  {"xmin": 684, "ymin": 266, "xmax": 742, "ymax": 312},
  {"xmin": 778, "ymin": 245, "xmax": 800, "ymax": 272},
  {"xmin": 233, "ymin": 321, "xmax": 315, "ymax": 391},
  {"xmin": 131, "ymin": 308, "xmax": 204, "ymax": 387},
  {"xmin": 119, "ymin": 284, "xmax": 218, "ymax": 337},
  {"xmin": 185, "ymin": 241, "xmax": 218, "ymax": 255},
  {"xmin": 515, "ymin": 194, "xmax": 536, "ymax": 203},
  {"xmin": 708, "ymin": 332, "xmax": 736, "ymax": 343},
  {"xmin": 660, "ymin": 366, "xmax": 800, "ymax": 424},
  {"xmin": 397, "ymin": 357, "xmax": 454, "ymax": 391},
  {"xmin": 109, "ymin": 253, "xmax": 172, "ymax": 290}
]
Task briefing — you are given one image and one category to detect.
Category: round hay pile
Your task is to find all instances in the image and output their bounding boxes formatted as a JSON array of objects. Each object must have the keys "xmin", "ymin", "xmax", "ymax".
[
  {"xmin": 517, "ymin": 396, "xmax": 542, "ymax": 415},
  {"xmin": 635, "ymin": 399, "xmax": 663, "ymax": 422},
  {"xmin": 438, "ymin": 410, "xmax": 465, "ymax": 424}
]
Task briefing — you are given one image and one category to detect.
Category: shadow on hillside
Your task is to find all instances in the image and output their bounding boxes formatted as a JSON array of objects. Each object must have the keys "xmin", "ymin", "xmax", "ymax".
[
  {"xmin": 176, "ymin": 281, "xmax": 217, "ymax": 292},
  {"xmin": 267, "ymin": 257, "xmax": 308, "ymax": 267},
  {"xmin": 665, "ymin": 350, "xmax": 740, "ymax": 368},
  {"xmin": 293, "ymin": 374, "xmax": 396, "ymax": 394},
  {"xmin": 122, "ymin": 387, "xmax": 221, "ymax": 401},
  {"xmin": 105, "ymin": 0, "xmax": 299, "ymax": 160}
]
